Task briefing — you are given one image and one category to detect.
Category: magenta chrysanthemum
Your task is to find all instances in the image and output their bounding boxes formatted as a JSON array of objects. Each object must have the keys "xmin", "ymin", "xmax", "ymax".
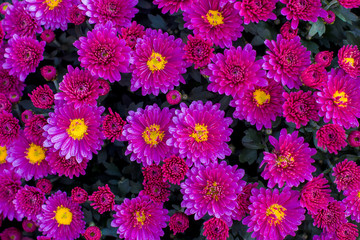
[
  {"xmin": 24, "ymin": 114, "xmax": 47, "ymax": 144},
  {"xmin": 166, "ymin": 90, "xmax": 182, "ymax": 105},
  {"xmin": 40, "ymin": 65, "xmax": 56, "ymax": 81},
  {"xmin": 338, "ymin": 45, "xmax": 360, "ymax": 78},
  {"xmin": 22, "ymin": 219, "xmax": 37, "ymax": 233},
  {"xmin": 282, "ymin": 90, "xmax": 319, "ymax": 128},
  {"xmin": 169, "ymin": 212, "xmax": 189, "ymax": 235},
  {"xmin": 153, "ymin": 0, "xmax": 192, "ymax": 14},
  {"xmin": 243, "ymin": 187, "xmax": 305, "ymax": 240},
  {"xmin": 0, "ymin": 94, "xmax": 11, "ymax": 112},
  {"xmin": 67, "ymin": 5, "xmax": 86, "ymax": 25},
  {"xmin": 261, "ymin": 129, "xmax": 316, "ymax": 188},
  {"xmin": 336, "ymin": 222, "xmax": 359, "ymax": 240},
  {"xmin": 142, "ymin": 180, "xmax": 170, "ymax": 203},
  {"xmin": 43, "ymin": 102, "xmax": 105, "ymax": 163},
  {"xmin": 102, "ymin": 108, "xmax": 126, "ymax": 142},
  {"xmin": 37, "ymin": 191, "xmax": 86, "ymax": 240},
  {"xmin": 111, "ymin": 195, "xmax": 169, "ymax": 240},
  {"xmin": 263, "ymin": 34, "xmax": 311, "ymax": 89},
  {"xmin": 208, "ymin": 44, "xmax": 267, "ymax": 97},
  {"xmin": 315, "ymin": 50, "xmax": 333, "ymax": 67},
  {"xmin": 142, "ymin": 164, "xmax": 163, "ymax": 183},
  {"xmin": 71, "ymin": 187, "xmax": 88, "ymax": 204},
  {"xmin": 0, "ymin": 144, "xmax": 11, "ymax": 172},
  {"xmin": 36, "ymin": 178, "xmax": 52, "ymax": 194},
  {"xmin": 348, "ymin": 130, "xmax": 360, "ymax": 147},
  {"xmin": 167, "ymin": 101, "xmax": 233, "ymax": 166},
  {"xmin": 98, "ymin": 79, "xmax": 110, "ymax": 96},
  {"xmin": 162, "ymin": 155, "xmax": 188, "ymax": 184},
  {"xmin": 316, "ymin": 69, "xmax": 360, "ymax": 129},
  {"xmin": 40, "ymin": 29, "xmax": 55, "ymax": 44},
  {"xmin": 280, "ymin": 21, "xmax": 298, "ymax": 39},
  {"xmin": 316, "ymin": 123, "xmax": 347, "ymax": 155},
  {"xmin": 130, "ymin": 28, "xmax": 188, "ymax": 96},
  {"xmin": 183, "ymin": 35, "xmax": 214, "ymax": 69},
  {"xmin": 29, "ymin": 85, "xmax": 54, "ymax": 109},
  {"xmin": 234, "ymin": 0, "xmax": 277, "ymax": 24},
  {"xmin": 0, "ymin": 2, "xmax": 10, "ymax": 14},
  {"xmin": 311, "ymin": 200, "xmax": 347, "ymax": 232},
  {"xmin": 0, "ymin": 68, "xmax": 25, "ymax": 102},
  {"xmin": 88, "ymin": 184, "xmax": 115, "ymax": 214},
  {"xmin": 83, "ymin": 226, "xmax": 101, "ymax": 240},
  {"xmin": 0, "ymin": 169, "xmax": 22, "ymax": 221},
  {"xmin": 300, "ymin": 63, "xmax": 327, "ymax": 90},
  {"xmin": 338, "ymin": 0, "xmax": 360, "ymax": 8},
  {"xmin": 183, "ymin": 0, "xmax": 243, "ymax": 48},
  {"xmin": 233, "ymin": 183, "xmax": 258, "ymax": 221},
  {"xmin": 21, "ymin": 110, "xmax": 34, "ymax": 123},
  {"xmin": 119, "ymin": 21, "xmax": 145, "ymax": 50},
  {"xmin": 333, "ymin": 159, "xmax": 360, "ymax": 192},
  {"xmin": 203, "ymin": 217, "xmax": 229, "ymax": 240},
  {"xmin": 343, "ymin": 187, "xmax": 360, "ymax": 223},
  {"xmin": 323, "ymin": 10, "xmax": 336, "ymax": 24},
  {"xmin": 0, "ymin": 111, "xmax": 19, "ymax": 146},
  {"xmin": 73, "ymin": 22, "xmax": 131, "ymax": 83},
  {"xmin": 0, "ymin": 227, "xmax": 21, "ymax": 240},
  {"xmin": 122, "ymin": 104, "xmax": 173, "ymax": 167},
  {"xmin": 180, "ymin": 161, "xmax": 245, "ymax": 225},
  {"xmin": 13, "ymin": 185, "xmax": 45, "ymax": 221},
  {"xmin": 3, "ymin": 35, "xmax": 45, "ymax": 82}
]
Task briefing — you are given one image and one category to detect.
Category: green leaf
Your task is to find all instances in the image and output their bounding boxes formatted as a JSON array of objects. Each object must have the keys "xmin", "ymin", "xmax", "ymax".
[
  {"xmin": 242, "ymin": 129, "xmax": 264, "ymax": 150},
  {"xmin": 333, "ymin": 6, "xmax": 359, "ymax": 24},
  {"xmin": 148, "ymin": 14, "xmax": 168, "ymax": 30},
  {"xmin": 239, "ymin": 149, "xmax": 258, "ymax": 165},
  {"xmin": 308, "ymin": 20, "xmax": 326, "ymax": 38}
]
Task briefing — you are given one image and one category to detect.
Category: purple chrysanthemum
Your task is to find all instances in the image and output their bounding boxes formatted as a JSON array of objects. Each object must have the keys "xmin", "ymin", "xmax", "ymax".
[
  {"xmin": 263, "ymin": 34, "xmax": 311, "ymax": 89},
  {"xmin": 243, "ymin": 187, "xmax": 305, "ymax": 240},
  {"xmin": 88, "ymin": 184, "xmax": 115, "ymax": 214},
  {"xmin": 230, "ymin": 78, "xmax": 285, "ymax": 130},
  {"xmin": 153, "ymin": 0, "xmax": 192, "ymax": 14},
  {"xmin": 0, "ymin": 169, "xmax": 22, "ymax": 221},
  {"xmin": 280, "ymin": 21, "xmax": 298, "ymax": 39},
  {"xmin": 130, "ymin": 28, "xmax": 188, "ymax": 96},
  {"xmin": 40, "ymin": 65, "xmax": 57, "ymax": 81},
  {"xmin": 0, "ymin": 68, "xmax": 25, "ymax": 102},
  {"xmin": 122, "ymin": 104, "xmax": 174, "ymax": 167},
  {"xmin": 338, "ymin": 0, "xmax": 360, "ymax": 8},
  {"xmin": 261, "ymin": 128, "xmax": 316, "ymax": 188},
  {"xmin": 37, "ymin": 191, "xmax": 86, "ymax": 240},
  {"xmin": 21, "ymin": 110, "xmax": 34, "ymax": 123},
  {"xmin": 73, "ymin": 22, "xmax": 131, "ymax": 83},
  {"xmin": 316, "ymin": 124, "xmax": 347, "ymax": 155},
  {"xmin": 180, "ymin": 161, "xmax": 245, "ymax": 225},
  {"xmin": 102, "ymin": 108, "xmax": 126, "ymax": 142},
  {"xmin": 22, "ymin": 219, "xmax": 37, "ymax": 233},
  {"xmin": 162, "ymin": 155, "xmax": 188, "ymax": 184},
  {"xmin": 311, "ymin": 200, "xmax": 347, "ymax": 232},
  {"xmin": 208, "ymin": 44, "xmax": 267, "ymax": 98},
  {"xmin": 333, "ymin": 159, "xmax": 360, "ymax": 192},
  {"xmin": 67, "ymin": 5, "xmax": 86, "ymax": 25},
  {"xmin": 71, "ymin": 187, "xmax": 88, "ymax": 204},
  {"xmin": 348, "ymin": 130, "xmax": 360, "ymax": 147},
  {"xmin": 0, "ymin": 93, "xmax": 11, "ymax": 112},
  {"xmin": 234, "ymin": 0, "xmax": 277, "ymax": 24},
  {"xmin": 40, "ymin": 29, "xmax": 55, "ymax": 43},
  {"xmin": 119, "ymin": 21, "xmax": 145, "ymax": 51},
  {"xmin": 203, "ymin": 217, "xmax": 229, "ymax": 240},
  {"xmin": 0, "ymin": 227, "xmax": 21, "ymax": 240},
  {"xmin": 98, "ymin": 79, "xmax": 110, "ymax": 96},
  {"xmin": 338, "ymin": 45, "xmax": 360, "ymax": 78},
  {"xmin": 0, "ymin": 111, "xmax": 20, "ymax": 146},
  {"xmin": 315, "ymin": 50, "xmax": 333, "ymax": 67},
  {"xmin": 142, "ymin": 180, "xmax": 170, "ymax": 203},
  {"xmin": 167, "ymin": 101, "xmax": 233, "ymax": 166},
  {"xmin": 343, "ymin": 188, "xmax": 360, "ymax": 223},
  {"xmin": 183, "ymin": 34, "xmax": 214, "ymax": 69},
  {"xmin": 43, "ymin": 102, "xmax": 105, "ymax": 163},
  {"xmin": 300, "ymin": 63, "xmax": 327, "ymax": 90},
  {"xmin": 183, "ymin": 0, "xmax": 243, "ymax": 48},
  {"xmin": 13, "ymin": 185, "xmax": 45, "ymax": 221},
  {"xmin": 169, "ymin": 212, "xmax": 189, "ymax": 235},
  {"xmin": 111, "ymin": 195, "xmax": 169, "ymax": 240},
  {"xmin": 24, "ymin": 114, "xmax": 47, "ymax": 144},
  {"xmin": 29, "ymin": 85, "xmax": 54, "ymax": 109}
]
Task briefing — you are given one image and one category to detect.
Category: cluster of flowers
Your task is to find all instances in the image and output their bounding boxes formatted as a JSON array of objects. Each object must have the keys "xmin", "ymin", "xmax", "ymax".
[{"xmin": 0, "ymin": 0, "xmax": 359, "ymax": 239}]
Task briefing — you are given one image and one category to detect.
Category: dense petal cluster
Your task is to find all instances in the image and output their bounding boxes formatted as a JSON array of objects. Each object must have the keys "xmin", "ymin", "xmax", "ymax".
[
  {"xmin": 166, "ymin": 90, "xmax": 182, "ymax": 105},
  {"xmin": 67, "ymin": 5, "xmax": 86, "ymax": 25},
  {"xmin": 13, "ymin": 185, "xmax": 45, "ymax": 221},
  {"xmin": 316, "ymin": 124, "xmax": 347, "ymax": 155},
  {"xmin": 142, "ymin": 164, "xmax": 163, "ymax": 183},
  {"xmin": 336, "ymin": 223, "xmax": 359, "ymax": 240},
  {"xmin": 36, "ymin": 178, "xmax": 52, "ymax": 194},
  {"xmin": 0, "ymin": 111, "xmax": 19, "ymax": 146},
  {"xmin": 300, "ymin": 63, "xmax": 327, "ymax": 90},
  {"xmin": 280, "ymin": 21, "xmax": 298, "ymax": 39},
  {"xmin": 40, "ymin": 29, "xmax": 55, "ymax": 43},
  {"xmin": 234, "ymin": 0, "xmax": 277, "ymax": 24},
  {"xmin": 162, "ymin": 155, "xmax": 188, "ymax": 184},
  {"xmin": 0, "ymin": 94, "xmax": 11, "ymax": 112},
  {"xmin": 311, "ymin": 200, "xmax": 347, "ymax": 232},
  {"xmin": 338, "ymin": 45, "xmax": 360, "ymax": 78},
  {"xmin": 333, "ymin": 159, "xmax": 360, "ymax": 192},
  {"xmin": 169, "ymin": 212, "xmax": 189, "ymax": 235},
  {"xmin": 233, "ymin": 183, "xmax": 258, "ymax": 221},
  {"xmin": 153, "ymin": 0, "xmax": 192, "ymax": 14},
  {"xmin": 315, "ymin": 51, "xmax": 333, "ymax": 67},
  {"xmin": 183, "ymin": 35, "xmax": 214, "ymax": 69},
  {"xmin": 71, "ymin": 187, "xmax": 88, "ymax": 204},
  {"xmin": 24, "ymin": 114, "xmax": 47, "ymax": 144},
  {"xmin": 142, "ymin": 180, "xmax": 170, "ymax": 203},
  {"xmin": 0, "ymin": 169, "xmax": 22, "ymax": 221},
  {"xmin": 102, "ymin": 108, "xmax": 126, "ymax": 142},
  {"xmin": 89, "ymin": 185, "xmax": 115, "ymax": 214},
  {"xmin": 338, "ymin": 0, "xmax": 360, "ymax": 8},
  {"xmin": 119, "ymin": 21, "xmax": 145, "ymax": 50},
  {"xmin": 0, "ymin": 68, "xmax": 25, "ymax": 102},
  {"xmin": 40, "ymin": 65, "xmax": 57, "ymax": 81},
  {"xmin": 29, "ymin": 85, "xmax": 54, "ymax": 109},
  {"xmin": 348, "ymin": 130, "xmax": 360, "ymax": 147},
  {"xmin": 203, "ymin": 218, "xmax": 229, "ymax": 240},
  {"xmin": 83, "ymin": 226, "xmax": 102, "ymax": 240}
]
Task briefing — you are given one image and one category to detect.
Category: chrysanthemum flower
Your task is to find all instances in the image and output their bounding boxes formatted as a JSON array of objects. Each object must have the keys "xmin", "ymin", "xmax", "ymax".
[
  {"xmin": 203, "ymin": 217, "xmax": 229, "ymax": 240},
  {"xmin": 169, "ymin": 212, "xmax": 189, "ymax": 235},
  {"xmin": 280, "ymin": 0, "xmax": 327, "ymax": 29},
  {"xmin": 183, "ymin": 34, "xmax": 214, "ymax": 69},
  {"xmin": 232, "ymin": 183, "xmax": 258, "ymax": 221},
  {"xmin": 316, "ymin": 124, "xmax": 347, "ymax": 155},
  {"xmin": 338, "ymin": 45, "xmax": 360, "ymax": 78},
  {"xmin": 208, "ymin": 44, "xmax": 267, "ymax": 97},
  {"xmin": 300, "ymin": 174, "xmax": 332, "ymax": 214},
  {"xmin": 142, "ymin": 180, "xmax": 170, "ymax": 203},
  {"xmin": 311, "ymin": 200, "xmax": 347, "ymax": 232},
  {"xmin": 282, "ymin": 90, "xmax": 319, "ymax": 128},
  {"xmin": 335, "ymin": 222, "xmax": 359, "ymax": 240},
  {"xmin": 98, "ymin": 79, "xmax": 110, "ymax": 96},
  {"xmin": 67, "ymin": 5, "xmax": 86, "ymax": 25},
  {"xmin": 183, "ymin": 0, "xmax": 243, "ymax": 48},
  {"xmin": 162, "ymin": 155, "xmax": 188, "ymax": 184},
  {"xmin": 40, "ymin": 65, "xmax": 56, "ymax": 81},
  {"xmin": 166, "ymin": 90, "xmax": 182, "ymax": 105},
  {"xmin": 300, "ymin": 63, "xmax": 327, "ymax": 90},
  {"xmin": 234, "ymin": 0, "xmax": 277, "ymax": 24},
  {"xmin": 243, "ymin": 187, "xmax": 305, "ymax": 240},
  {"xmin": 119, "ymin": 21, "xmax": 145, "ymax": 51},
  {"xmin": 3, "ymin": 35, "xmax": 45, "ymax": 82},
  {"xmin": 13, "ymin": 185, "xmax": 45, "ymax": 221},
  {"xmin": 79, "ymin": 0, "xmax": 138, "ymax": 29},
  {"xmin": 37, "ymin": 236, "xmax": 51, "ymax": 240},
  {"xmin": 142, "ymin": 164, "xmax": 163, "ymax": 184},
  {"xmin": 0, "ymin": 68, "xmax": 25, "ymax": 103},
  {"xmin": 102, "ymin": 108, "xmax": 126, "ymax": 142},
  {"xmin": 0, "ymin": 169, "xmax": 22, "ymax": 221},
  {"xmin": 168, "ymin": 101, "xmax": 233, "ymax": 166},
  {"xmin": 37, "ymin": 191, "xmax": 86, "ymax": 240},
  {"xmin": 180, "ymin": 161, "xmax": 245, "ymax": 225},
  {"xmin": 71, "ymin": 187, "xmax": 88, "ymax": 204},
  {"xmin": 73, "ymin": 22, "xmax": 131, "ymax": 83},
  {"xmin": 36, "ymin": 178, "xmax": 52, "ymax": 194},
  {"xmin": 40, "ymin": 29, "xmax": 55, "ymax": 43},
  {"xmin": 83, "ymin": 226, "xmax": 102, "ymax": 240},
  {"xmin": 323, "ymin": 10, "xmax": 336, "ymax": 24},
  {"xmin": 43, "ymin": 102, "xmax": 105, "ymax": 163},
  {"xmin": 338, "ymin": 0, "xmax": 360, "ymax": 8},
  {"xmin": 261, "ymin": 129, "xmax": 316, "ymax": 188},
  {"xmin": 0, "ymin": 2, "xmax": 10, "ymax": 14},
  {"xmin": 22, "ymin": 219, "xmax": 37, "ymax": 232},
  {"xmin": 89, "ymin": 185, "xmax": 115, "ymax": 214},
  {"xmin": 111, "ymin": 195, "xmax": 169, "ymax": 240},
  {"xmin": 0, "ymin": 144, "xmax": 12, "ymax": 172},
  {"xmin": 348, "ymin": 130, "xmax": 360, "ymax": 147},
  {"xmin": 333, "ymin": 159, "xmax": 360, "ymax": 192},
  {"xmin": 263, "ymin": 34, "xmax": 311, "ymax": 89},
  {"xmin": 0, "ymin": 94, "xmax": 11, "ymax": 112},
  {"xmin": 153, "ymin": 0, "xmax": 192, "ymax": 14},
  {"xmin": 315, "ymin": 51, "xmax": 333, "ymax": 67},
  {"xmin": 123, "ymin": 104, "xmax": 173, "ymax": 167},
  {"xmin": 24, "ymin": 114, "xmax": 47, "ymax": 144},
  {"xmin": 230, "ymin": 78, "xmax": 284, "ymax": 130},
  {"xmin": 280, "ymin": 21, "xmax": 298, "ymax": 39},
  {"xmin": 316, "ymin": 69, "xmax": 360, "ymax": 129},
  {"xmin": 21, "ymin": 111, "xmax": 33, "ymax": 123},
  {"xmin": 2, "ymin": 0, "xmax": 42, "ymax": 39},
  {"xmin": 0, "ymin": 227, "xmax": 21, "ymax": 240},
  {"xmin": 28, "ymin": 85, "xmax": 54, "ymax": 109},
  {"xmin": 0, "ymin": 111, "xmax": 19, "ymax": 147},
  {"xmin": 25, "ymin": 0, "xmax": 72, "ymax": 30},
  {"xmin": 131, "ymin": 28, "xmax": 188, "ymax": 96}
]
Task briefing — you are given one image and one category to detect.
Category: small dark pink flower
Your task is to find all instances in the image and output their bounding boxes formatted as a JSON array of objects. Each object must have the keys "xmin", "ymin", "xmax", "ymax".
[
  {"xmin": 169, "ymin": 212, "xmax": 189, "ymax": 235},
  {"xmin": 183, "ymin": 35, "xmax": 214, "ymax": 69},
  {"xmin": 143, "ymin": 164, "xmax": 163, "ymax": 184},
  {"xmin": 102, "ymin": 108, "xmax": 126, "ymax": 142},
  {"xmin": 71, "ymin": 187, "xmax": 88, "ymax": 204},
  {"xmin": 162, "ymin": 155, "xmax": 188, "ymax": 184},
  {"xmin": 36, "ymin": 178, "xmax": 52, "ymax": 194},
  {"xmin": 0, "ymin": 2, "xmax": 10, "ymax": 15},
  {"xmin": 40, "ymin": 29, "xmax": 55, "ymax": 44},
  {"xmin": 21, "ymin": 110, "xmax": 33, "ymax": 123},
  {"xmin": 315, "ymin": 51, "xmax": 333, "ymax": 67},
  {"xmin": 119, "ymin": 21, "xmax": 145, "ymax": 50},
  {"xmin": 166, "ymin": 90, "xmax": 182, "ymax": 105},
  {"xmin": 338, "ymin": 0, "xmax": 360, "ymax": 8},
  {"xmin": 233, "ymin": 183, "xmax": 258, "ymax": 221},
  {"xmin": 311, "ymin": 200, "xmax": 347, "ymax": 232},
  {"xmin": 300, "ymin": 63, "xmax": 327, "ymax": 90},
  {"xmin": 323, "ymin": 10, "xmax": 336, "ymax": 24},
  {"xmin": 0, "ymin": 227, "xmax": 21, "ymax": 240},
  {"xmin": 98, "ymin": 79, "xmax": 110, "ymax": 96},
  {"xmin": 0, "ymin": 111, "xmax": 19, "ymax": 146},
  {"xmin": 142, "ymin": 180, "xmax": 170, "ymax": 203},
  {"xmin": 89, "ymin": 184, "xmax": 115, "ymax": 214},
  {"xmin": 28, "ymin": 85, "xmax": 54, "ymax": 109},
  {"xmin": 280, "ymin": 21, "xmax": 298, "ymax": 39},
  {"xmin": 336, "ymin": 222, "xmax": 359, "ymax": 240},
  {"xmin": 22, "ymin": 219, "xmax": 37, "ymax": 233},
  {"xmin": 316, "ymin": 124, "xmax": 347, "ymax": 155},
  {"xmin": 203, "ymin": 218, "xmax": 229, "ymax": 240},
  {"xmin": 40, "ymin": 66, "xmax": 56, "ymax": 81},
  {"xmin": 24, "ymin": 114, "xmax": 47, "ymax": 145},
  {"xmin": 338, "ymin": 45, "xmax": 360, "ymax": 78},
  {"xmin": 0, "ymin": 94, "xmax": 11, "ymax": 112},
  {"xmin": 348, "ymin": 130, "xmax": 360, "ymax": 147},
  {"xmin": 333, "ymin": 159, "xmax": 360, "ymax": 192},
  {"xmin": 234, "ymin": 0, "xmax": 277, "ymax": 24},
  {"xmin": 83, "ymin": 226, "xmax": 101, "ymax": 240},
  {"xmin": 67, "ymin": 5, "xmax": 86, "ymax": 25}
]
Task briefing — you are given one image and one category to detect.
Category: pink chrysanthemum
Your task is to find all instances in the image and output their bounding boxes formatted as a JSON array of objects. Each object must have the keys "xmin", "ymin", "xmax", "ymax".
[
  {"xmin": 0, "ymin": 169, "xmax": 22, "ymax": 221},
  {"xmin": 22, "ymin": 219, "xmax": 37, "ymax": 232},
  {"xmin": 73, "ymin": 22, "xmax": 131, "ymax": 83},
  {"xmin": 311, "ymin": 200, "xmax": 347, "ymax": 232},
  {"xmin": 0, "ymin": 111, "xmax": 19, "ymax": 147},
  {"xmin": 166, "ymin": 90, "xmax": 182, "ymax": 105},
  {"xmin": 24, "ymin": 114, "xmax": 47, "ymax": 144},
  {"xmin": 335, "ymin": 222, "xmax": 359, "ymax": 240},
  {"xmin": 29, "ymin": 85, "xmax": 54, "ymax": 109},
  {"xmin": 333, "ymin": 159, "xmax": 360, "ymax": 192},
  {"xmin": 230, "ymin": 78, "xmax": 285, "ymax": 130},
  {"xmin": 316, "ymin": 69, "xmax": 360, "ymax": 129},
  {"xmin": 183, "ymin": 34, "xmax": 214, "ymax": 69},
  {"xmin": 315, "ymin": 51, "xmax": 333, "ymax": 67},
  {"xmin": 71, "ymin": 187, "xmax": 88, "ymax": 204},
  {"xmin": 21, "ymin": 110, "xmax": 34, "ymax": 123},
  {"xmin": 338, "ymin": 0, "xmax": 360, "ymax": 8},
  {"xmin": 280, "ymin": 21, "xmax": 298, "ymax": 39},
  {"xmin": 153, "ymin": 0, "xmax": 192, "ymax": 14},
  {"xmin": 131, "ymin": 28, "xmax": 188, "ymax": 96},
  {"xmin": 43, "ymin": 102, "xmax": 105, "ymax": 163},
  {"xmin": 89, "ymin": 184, "xmax": 115, "ymax": 214},
  {"xmin": 180, "ymin": 161, "xmax": 245, "ymax": 225},
  {"xmin": 0, "ymin": 68, "xmax": 25, "ymax": 102},
  {"xmin": 0, "ymin": 94, "xmax": 11, "ymax": 112},
  {"xmin": 102, "ymin": 108, "xmax": 126, "ymax": 142},
  {"xmin": 169, "ymin": 212, "xmax": 189, "ymax": 235},
  {"xmin": 282, "ymin": 90, "xmax": 319, "ymax": 128},
  {"xmin": 0, "ymin": 144, "xmax": 12, "ymax": 172},
  {"xmin": 300, "ymin": 63, "xmax": 327, "ymax": 90},
  {"xmin": 348, "ymin": 130, "xmax": 360, "ymax": 147},
  {"xmin": 323, "ymin": 10, "xmax": 336, "ymax": 24},
  {"xmin": 203, "ymin": 217, "xmax": 229, "ymax": 240},
  {"xmin": 25, "ymin": 0, "xmax": 72, "ymax": 30},
  {"xmin": 243, "ymin": 187, "xmax": 305, "ymax": 240},
  {"xmin": 2, "ymin": 0, "xmax": 42, "ymax": 39},
  {"xmin": 343, "ymin": 188, "xmax": 360, "ymax": 222},
  {"xmin": 162, "ymin": 155, "xmax": 188, "ymax": 184},
  {"xmin": 111, "ymin": 195, "xmax": 169, "ymax": 240},
  {"xmin": 83, "ymin": 226, "xmax": 101, "ymax": 240},
  {"xmin": 280, "ymin": 0, "xmax": 327, "ymax": 29},
  {"xmin": 142, "ymin": 164, "xmax": 163, "ymax": 184},
  {"xmin": 168, "ymin": 101, "xmax": 233, "ymax": 166},
  {"xmin": 67, "ymin": 5, "xmax": 86, "ymax": 25},
  {"xmin": 36, "ymin": 178, "xmax": 52, "ymax": 194},
  {"xmin": 13, "ymin": 185, "xmax": 45, "ymax": 221},
  {"xmin": 234, "ymin": 0, "xmax": 277, "ymax": 24},
  {"xmin": 123, "ymin": 104, "xmax": 174, "ymax": 167},
  {"xmin": 183, "ymin": 0, "xmax": 243, "ymax": 48},
  {"xmin": 338, "ymin": 45, "xmax": 360, "ymax": 78},
  {"xmin": 233, "ymin": 183, "xmax": 258, "ymax": 221},
  {"xmin": 98, "ymin": 79, "xmax": 110, "ymax": 96},
  {"xmin": 208, "ymin": 44, "xmax": 267, "ymax": 97},
  {"xmin": 0, "ymin": 24, "xmax": 3, "ymax": 45},
  {"xmin": 263, "ymin": 34, "xmax": 311, "ymax": 89},
  {"xmin": 316, "ymin": 124, "xmax": 347, "ymax": 155},
  {"xmin": 119, "ymin": 21, "xmax": 145, "ymax": 51},
  {"xmin": 55, "ymin": 66, "xmax": 101, "ymax": 108},
  {"xmin": 0, "ymin": 2, "xmax": 10, "ymax": 15},
  {"xmin": 40, "ymin": 65, "xmax": 57, "ymax": 81},
  {"xmin": 3, "ymin": 35, "xmax": 45, "ymax": 82},
  {"xmin": 142, "ymin": 180, "xmax": 170, "ymax": 203},
  {"xmin": 40, "ymin": 29, "xmax": 55, "ymax": 44},
  {"xmin": 300, "ymin": 174, "xmax": 332, "ymax": 214},
  {"xmin": 37, "ymin": 191, "xmax": 86, "ymax": 240},
  {"xmin": 0, "ymin": 227, "xmax": 21, "ymax": 240}
]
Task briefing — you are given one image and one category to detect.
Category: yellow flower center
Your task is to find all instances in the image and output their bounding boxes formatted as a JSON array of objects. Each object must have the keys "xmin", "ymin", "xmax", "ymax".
[
  {"xmin": 253, "ymin": 89, "xmax": 270, "ymax": 106},
  {"xmin": 203, "ymin": 10, "xmax": 224, "ymax": 26},
  {"xmin": 53, "ymin": 205, "xmax": 72, "ymax": 226},
  {"xmin": 26, "ymin": 143, "xmax": 46, "ymax": 165},
  {"xmin": 147, "ymin": 51, "xmax": 167, "ymax": 72},
  {"xmin": 27, "ymin": 222, "xmax": 33, "ymax": 228},
  {"xmin": 142, "ymin": 124, "xmax": 164, "ymax": 147},
  {"xmin": 67, "ymin": 118, "xmax": 88, "ymax": 140},
  {"xmin": 190, "ymin": 124, "xmax": 208, "ymax": 142},
  {"xmin": 0, "ymin": 146, "xmax": 7, "ymax": 164},
  {"xmin": 44, "ymin": 0, "xmax": 62, "ymax": 10},
  {"xmin": 276, "ymin": 153, "xmax": 294, "ymax": 168},
  {"xmin": 357, "ymin": 191, "xmax": 360, "ymax": 198},
  {"xmin": 333, "ymin": 91, "xmax": 348, "ymax": 108},
  {"xmin": 344, "ymin": 57, "xmax": 355, "ymax": 67},
  {"xmin": 2, "ymin": 4, "xmax": 8, "ymax": 11},
  {"xmin": 266, "ymin": 203, "xmax": 286, "ymax": 226},
  {"xmin": 135, "ymin": 211, "xmax": 146, "ymax": 226},
  {"xmin": 204, "ymin": 181, "xmax": 222, "ymax": 201}
]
